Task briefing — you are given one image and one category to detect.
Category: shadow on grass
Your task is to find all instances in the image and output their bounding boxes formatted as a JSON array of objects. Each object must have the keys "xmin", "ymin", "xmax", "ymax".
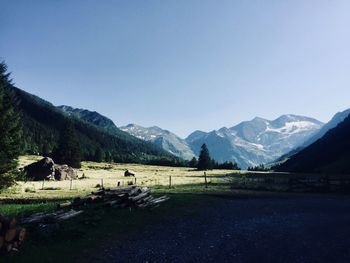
[
  {"xmin": 3, "ymin": 191, "xmax": 221, "ymax": 263},
  {"xmin": 4, "ymin": 182, "xmax": 349, "ymax": 263}
]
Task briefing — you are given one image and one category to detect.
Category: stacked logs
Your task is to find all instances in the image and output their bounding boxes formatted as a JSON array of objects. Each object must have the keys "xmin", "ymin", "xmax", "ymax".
[
  {"xmin": 21, "ymin": 210, "xmax": 84, "ymax": 225},
  {"xmin": 21, "ymin": 186, "xmax": 169, "ymax": 227},
  {"xmin": 0, "ymin": 215, "xmax": 26, "ymax": 254},
  {"xmin": 62, "ymin": 185, "xmax": 169, "ymax": 210}
]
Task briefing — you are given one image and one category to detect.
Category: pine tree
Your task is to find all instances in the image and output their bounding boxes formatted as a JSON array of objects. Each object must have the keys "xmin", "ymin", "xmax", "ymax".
[
  {"xmin": 197, "ymin": 144, "xmax": 212, "ymax": 170},
  {"xmin": 53, "ymin": 119, "xmax": 82, "ymax": 168},
  {"xmin": 94, "ymin": 147, "xmax": 104, "ymax": 162},
  {"xmin": 188, "ymin": 157, "xmax": 198, "ymax": 168},
  {"xmin": 0, "ymin": 62, "xmax": 22, "ymax": 188},
  {"xmin": 105, "ymin": 151, "xmax": 112, "ymax": 163}
]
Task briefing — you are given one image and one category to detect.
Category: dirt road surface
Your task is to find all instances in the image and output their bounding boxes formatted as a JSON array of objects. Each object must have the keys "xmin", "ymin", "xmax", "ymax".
[{"xmin": 89, "ymin": 193, "xmax": 350, "ymax": 263}]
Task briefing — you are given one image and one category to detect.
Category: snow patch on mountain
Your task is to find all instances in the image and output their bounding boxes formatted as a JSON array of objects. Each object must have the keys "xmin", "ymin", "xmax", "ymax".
[
  {"xmin": 186, "ymin": 115, "xmax": 323, "ymax": 169},
  {"xmin": 265, "ymin": 121, "xmax": 320, "ymax": 135}
]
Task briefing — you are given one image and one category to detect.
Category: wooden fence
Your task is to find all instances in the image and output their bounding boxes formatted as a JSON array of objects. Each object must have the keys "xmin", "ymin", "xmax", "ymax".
[{"xmin": 228, "ymin": 172, "xmax": 350, "ymax": 192}]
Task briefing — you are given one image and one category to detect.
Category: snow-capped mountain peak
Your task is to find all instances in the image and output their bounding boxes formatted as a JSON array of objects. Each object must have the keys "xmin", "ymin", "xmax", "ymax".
[
  {"xmin": 185, "ymin": 115, "xmax": 323, "ymax": 168},
  {"xmin": 120, "ymin": 115, "xmax": 323, "ymax": 168}
]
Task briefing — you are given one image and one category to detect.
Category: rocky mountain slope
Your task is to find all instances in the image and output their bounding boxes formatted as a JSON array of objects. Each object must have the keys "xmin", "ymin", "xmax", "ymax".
[
  {"xmin": 273, "ymin": 108, "xmax": 350, "ymax": 165},
  {"xmin": 120, "ymin": 124, "xmax": 195, "ymax": 160},
  {"xmin": 58, "ymin": 105, "xmax": 120, "ymax": 135},
  {"xmin": 303, "ymin": 108, "xmax": 350, "ymax": 147},
  {"xmin": 121, "ymin": 115, "xmax": 323, "ymax": 169},
  {"xmin": 186, "ymin": 115, "xmax": 323, "ymax": 169},
  {"xmin": 275, "ymin": 114, "xmax": 350, "ymax": 173}
]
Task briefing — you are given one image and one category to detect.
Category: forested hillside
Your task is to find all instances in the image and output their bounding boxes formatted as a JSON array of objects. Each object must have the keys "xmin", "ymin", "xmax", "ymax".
[{"xmin": 13, "ymin": 87, "xmax": 175, "ymax": 163}]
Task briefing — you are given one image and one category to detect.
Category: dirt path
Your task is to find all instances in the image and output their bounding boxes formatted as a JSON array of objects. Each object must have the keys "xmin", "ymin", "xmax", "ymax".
[{"xmin": 89, "ymin": 194, "xmax": 350, "ymax": 263}]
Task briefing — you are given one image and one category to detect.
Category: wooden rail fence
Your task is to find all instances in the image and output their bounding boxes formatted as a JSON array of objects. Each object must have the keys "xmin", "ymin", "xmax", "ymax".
[{"xmin": 229, "ymin": 172, "xmax": 350, "ymax": 192}]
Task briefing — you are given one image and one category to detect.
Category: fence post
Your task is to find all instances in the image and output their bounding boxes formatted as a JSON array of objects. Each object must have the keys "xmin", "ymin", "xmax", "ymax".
[
  {"xmin": 169, "ymin": 176, "xmax": 172, "ymax": 189},
  {"xmin": 204, "ymin": 172, "xmax": 208, "ymax": 188},
  {"xmin": 134, "ymin": 177, "xmax": 137, "ymax": 185},
  {"xmin": 42, "ymin": 179, "xmax": 45, "ymax": 190},
  {"xmin": 101, "ymin": 178, "xmax": 104, "ymax": 189},
  {"xmin": 70, "ymin": 178, "xmax": 73, "ymax": 190}
]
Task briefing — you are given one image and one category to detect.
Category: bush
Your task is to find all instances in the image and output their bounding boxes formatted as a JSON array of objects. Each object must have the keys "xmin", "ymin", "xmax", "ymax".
[{"xmin": 25, "ymin": 187, "xmax": 36, "ymax": 193}]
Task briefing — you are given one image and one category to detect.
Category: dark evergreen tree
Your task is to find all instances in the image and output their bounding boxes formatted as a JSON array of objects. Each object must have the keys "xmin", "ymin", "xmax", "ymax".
[
  {"xmin": 188, "ymin": 157, "xmax": 198, "ymax": 168},
  {"xmin": 213, "ymin": 161, "xmax": 240, "ymax": 170},
  {"xmin": 248, "ymin": 164, "xmax": 268, "ymax": 171},
  {"xmin": 53, "ymin": 119, "xmax": 82, "ymax": 168},
  {"xmin": 105, "ymin": 151, "xmax": 112, "ymax": 163},
  {"xmin": 211, "ymin": 159, "xmax": 219, "ymax": 169},
  {"xmin": 197, "ymin": 144, "xmax": 212, "ymax": 170},
  {"xmin": 94, "ymin": 147, "xmax": 104, "ymax": 162},
  {"xmin": 0, "ymin": 62, "xmax": 22, "ymax": 188}
]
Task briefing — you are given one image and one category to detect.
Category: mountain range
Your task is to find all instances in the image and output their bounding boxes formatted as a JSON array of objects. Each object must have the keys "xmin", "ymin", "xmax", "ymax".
[
  {"xmin": 121, "ymin": 115, "xmax": 324, "ymax": 169},
  {"xmin": 13, "ymin": 84, "xmax": 350, "ymax": 172},
  {"xmin": 51, "ymin": 104, "xmax": 350, "ymax": 173}
]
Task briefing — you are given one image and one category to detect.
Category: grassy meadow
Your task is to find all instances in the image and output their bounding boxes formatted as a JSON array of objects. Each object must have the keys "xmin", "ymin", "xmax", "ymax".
[{"xmin": 0, "ymin": 155, "xmax": 237, "ymax": 202}]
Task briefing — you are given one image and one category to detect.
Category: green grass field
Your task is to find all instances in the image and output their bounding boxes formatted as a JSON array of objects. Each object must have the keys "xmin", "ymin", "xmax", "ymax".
[{"xmin": 0, "ymin": 155, "xmax": 238, "ymax": 202}]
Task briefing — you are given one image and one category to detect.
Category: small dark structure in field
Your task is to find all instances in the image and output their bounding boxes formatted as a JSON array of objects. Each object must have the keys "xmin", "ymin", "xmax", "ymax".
[
  {"xmin": 124, "ymin": 169, "xmax": 135, "ymax": 177},
  {"xmin": 23, "ymin": 157, "xmax": 77, "ymax": 181}
]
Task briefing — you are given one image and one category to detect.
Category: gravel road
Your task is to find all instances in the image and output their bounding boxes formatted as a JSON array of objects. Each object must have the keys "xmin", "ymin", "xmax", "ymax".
[{"xmin": 90, "ymin": 193, "xmax": 350, "ymax": 263}]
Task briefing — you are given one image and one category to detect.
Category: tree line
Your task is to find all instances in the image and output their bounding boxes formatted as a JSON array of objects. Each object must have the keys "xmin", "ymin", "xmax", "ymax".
[{"xmin": 190, "ymin": 144, "xmax": 240, "ymax": 171}]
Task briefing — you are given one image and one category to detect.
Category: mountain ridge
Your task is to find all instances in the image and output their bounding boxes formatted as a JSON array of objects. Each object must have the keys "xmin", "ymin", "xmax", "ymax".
[
  {"xmin": 13, "ymin": 88, "xmax": 174, "ymax": 163},
  {"xmin": 275, "ymin": 113, "xmax": 350, "ymax": 173},
  {"xmin": 272, "ymin": 108, "xmax": 350, "ymax": 166},
  {"xmin": 184, "ymin": 114, "xmax": 323, "ymax": 168},
  {"xmin": 303, "ymin": 108, "xmax": 350, "ymax": 147},
  {"xmin": 120, "ymin": 115, "xmax": 323, "ymax": 168},
  {"xmin": 58, "ymin": 105, "xmax": 121, "ymax": 135},
  {"xmin": 120, "ymin": 124, "xmax": 196, "ymax": 160}
]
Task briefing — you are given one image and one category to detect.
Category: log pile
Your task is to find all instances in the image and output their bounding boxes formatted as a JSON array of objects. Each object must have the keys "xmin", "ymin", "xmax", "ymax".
[
  {"xmin": 62, "ymin": 185, "xmax": 169, "ymax": 210},
  {"xmin": 21, "ymin": 186, "xmax": 169, "ymax": 227},
  {"xmin": 21, "ymin": 210, "xmax": 84, "ymax": 226},
  {"xmin": 0, "ymin": 215, "xmax": 26, "ymax": 254}
]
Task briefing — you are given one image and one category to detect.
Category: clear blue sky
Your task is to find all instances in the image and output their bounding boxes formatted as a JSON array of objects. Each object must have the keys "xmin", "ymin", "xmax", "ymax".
[{"xmin": 1, "ymin": 0, "xmax": 350, "ymax": 137}]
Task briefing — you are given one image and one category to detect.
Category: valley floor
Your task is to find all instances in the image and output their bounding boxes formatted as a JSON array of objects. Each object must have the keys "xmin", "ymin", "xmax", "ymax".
[
  {"xmin": 86, "ymin": 192, "xmax": 350, "ymax": 263},
  {"xmin": 3, "ymin": 157, "xmax": 350, "ymax": 263}
]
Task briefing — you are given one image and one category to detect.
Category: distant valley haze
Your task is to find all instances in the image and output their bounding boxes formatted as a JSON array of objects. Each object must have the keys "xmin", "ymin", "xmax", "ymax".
[{"xmin": 2, "ymin": 0, "xmax": 350, "ymax": 138}]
